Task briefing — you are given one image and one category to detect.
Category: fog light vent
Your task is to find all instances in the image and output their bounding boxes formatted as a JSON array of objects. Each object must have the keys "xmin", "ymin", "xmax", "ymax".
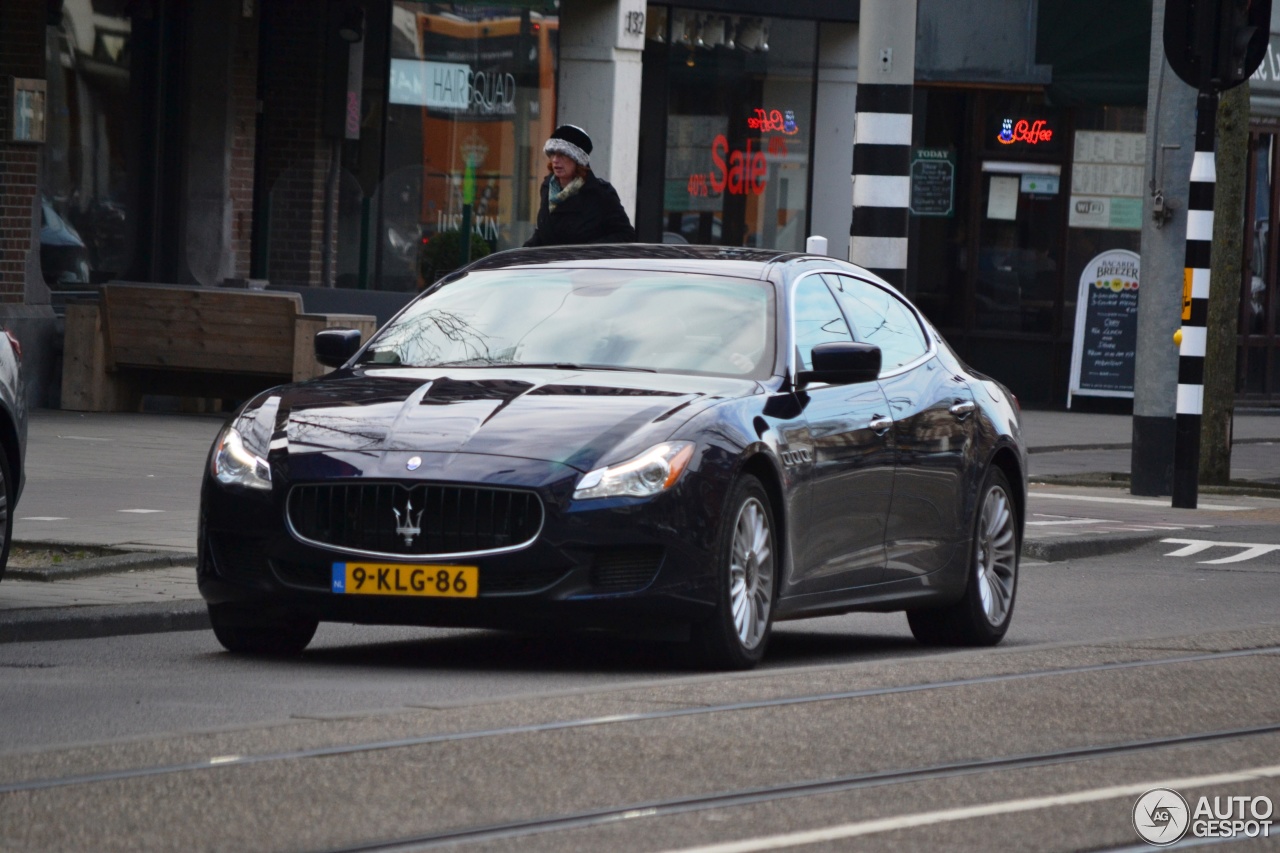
[
  {"xmin": 589, "ymin": 548, "xmax": 664, "ymax": 593},
  {"xmin": 209, "ymin": 534, "xmax": 270, "ymax": 580}
]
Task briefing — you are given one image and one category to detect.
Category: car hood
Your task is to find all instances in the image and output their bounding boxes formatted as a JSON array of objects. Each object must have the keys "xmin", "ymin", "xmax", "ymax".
[{"xmin": 249, "ymin": 367, "xmax": 759, "ymax": 473}]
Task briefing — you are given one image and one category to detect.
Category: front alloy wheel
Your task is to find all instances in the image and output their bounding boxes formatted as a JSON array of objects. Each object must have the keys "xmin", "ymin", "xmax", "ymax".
[{"xmin": 693, "ymin": 475, "xmax": 776, "ymax": 669}]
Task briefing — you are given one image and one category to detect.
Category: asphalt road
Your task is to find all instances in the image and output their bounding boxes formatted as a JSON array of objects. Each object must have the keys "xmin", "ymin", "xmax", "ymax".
[{"xmin": 3, "ymin": 530, "xmax": 1280, "ymax": 851}]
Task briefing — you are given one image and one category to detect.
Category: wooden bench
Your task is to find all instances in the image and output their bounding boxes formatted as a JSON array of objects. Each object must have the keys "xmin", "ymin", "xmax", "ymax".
[{"xmin": 61, "ymin": 283, "xmax": 378, "ymax": 412}]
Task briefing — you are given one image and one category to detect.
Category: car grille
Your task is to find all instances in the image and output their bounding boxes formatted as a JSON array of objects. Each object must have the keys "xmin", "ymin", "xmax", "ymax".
[
  {"xmin": 589, "ymin": 548, "xmax": 664, "ymax": 593},
  {"xmin": 287, "ymin": 482, "xmax": 543, "ymax": 557}
]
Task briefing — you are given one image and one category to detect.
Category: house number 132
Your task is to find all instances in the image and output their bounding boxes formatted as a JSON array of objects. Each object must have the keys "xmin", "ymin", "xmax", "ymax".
[{"xmin": 625, "ymin": 11, "xmax": 645, "ymax": 35}]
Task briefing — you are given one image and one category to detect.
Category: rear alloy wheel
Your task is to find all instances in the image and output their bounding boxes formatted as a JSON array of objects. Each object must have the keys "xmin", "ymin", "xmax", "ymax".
[
  {"xmin": 0, "ymin": 449, "xmax": 11, "ymax": 583},
  {"xmin": 907, "ymin": 467, "xmax": 1019, "ymax": 646},
  {"xmin": 208, "ymin": 603, "xmax": 318, "ymax": 656},
  {"xmin": 693, "ymin": 476, "xmax": 776, "ymax": 670}
]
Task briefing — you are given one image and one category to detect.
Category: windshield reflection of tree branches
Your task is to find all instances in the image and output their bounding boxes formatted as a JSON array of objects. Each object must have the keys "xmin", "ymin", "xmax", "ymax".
[{"xmin": 360, "ymin": 271, "xmax": 775, "ymax": 378}]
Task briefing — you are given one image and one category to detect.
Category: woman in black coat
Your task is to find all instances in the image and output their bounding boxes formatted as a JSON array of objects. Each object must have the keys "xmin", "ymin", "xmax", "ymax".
[{"xmin": 524, "ymin": 125, "xmax": 637, "ymax": 247}]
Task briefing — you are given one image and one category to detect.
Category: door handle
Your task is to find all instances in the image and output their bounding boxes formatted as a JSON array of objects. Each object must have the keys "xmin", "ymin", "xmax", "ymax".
[
  {"xmin": 869, "ymin": 416, "xmax": 893, "ymax": 434},
  {"xmin": 949, "ymin": 400, "xmax": 976, "ymax": 419}
]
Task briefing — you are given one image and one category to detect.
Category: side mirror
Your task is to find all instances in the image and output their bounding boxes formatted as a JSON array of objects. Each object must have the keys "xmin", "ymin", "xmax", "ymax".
[
  {"xmin": 797, "ymin": 342, "xmax": 881, "ymax": 387},
  {"xmin": 315, "ymin": 328, "xmax": 363, "ymax": 368}
]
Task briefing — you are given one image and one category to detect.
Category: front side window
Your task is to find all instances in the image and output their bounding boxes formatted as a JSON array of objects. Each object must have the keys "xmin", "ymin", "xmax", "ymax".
[
  {"xmin": 792, "ymin": 275, "xmax": 851, "ymax": 371},
  {"xmin": 825, "ymin": 274, "xmax": 928, "ymax": 370},
  {"xmin": 363, "ymin": 269, "xmax": 775, "ymax": 378}
]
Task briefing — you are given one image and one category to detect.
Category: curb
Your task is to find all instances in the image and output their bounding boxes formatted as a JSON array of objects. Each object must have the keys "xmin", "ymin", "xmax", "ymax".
[
  {"xmin": 6, "ymin": 550, "xmax": 198, "ymax": 582},
  {"xmin": 1029, "ymin": 436, "xmax": 1280, "ymax": 455},
  {"xmin": 1022, "ymin": 532, "xmax": 1164, "ymax": 563},
  {"xmin": 1029, "ymin": 473, "xmax": 1280, "ymax": 498},
  {"xmin": 0, "ymin": 600, "xmax": 209, "ymax": 644}
]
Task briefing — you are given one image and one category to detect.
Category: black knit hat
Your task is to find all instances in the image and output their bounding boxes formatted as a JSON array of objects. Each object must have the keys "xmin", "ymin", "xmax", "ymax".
[{"xmin": 544, "ymin": 124, "xmax": 592, "ymax": 167}]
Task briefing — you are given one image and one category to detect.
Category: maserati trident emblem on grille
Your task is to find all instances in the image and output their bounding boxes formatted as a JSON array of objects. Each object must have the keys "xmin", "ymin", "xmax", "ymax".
[{"xmin": 393, "ymin": 497, "xmax": 424, "ymax": 547}]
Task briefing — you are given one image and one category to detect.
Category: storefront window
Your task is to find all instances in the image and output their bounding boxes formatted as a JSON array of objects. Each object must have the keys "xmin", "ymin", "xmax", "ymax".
[
  {"xmin": 1240, "ymin": 131, "xmax": 1279, "ymax": 399},
  {"xmin": 973, "ymin": 95, "xmax": 1066, "ymax": 336},
  {"xmin": 382, "ymin": 1, "xmax": 558, "ymax": 289},
  {"xmin": 41, "ymin": 4, "xmax": 137, "ymax": 294},
  {"xmin": 907, "ymin": 89, "xmax": 971, "ymax": 329},
  {"xmin": 659, "ymin": 11, "xmax": 814, "ymax": 250},
  {"xmin": 1247, "ymin": 134, "xmax": 1272, "ymax": 336}
]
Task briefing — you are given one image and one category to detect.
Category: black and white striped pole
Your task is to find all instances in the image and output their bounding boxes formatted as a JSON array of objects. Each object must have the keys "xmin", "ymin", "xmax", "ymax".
[
  {"xmin": 849, "ymin": 0, "xmax": 916, "ymax": 289},
  {"xmin": 1172, "ymin": 89, "xmax": 1217, "ymax": 510}
]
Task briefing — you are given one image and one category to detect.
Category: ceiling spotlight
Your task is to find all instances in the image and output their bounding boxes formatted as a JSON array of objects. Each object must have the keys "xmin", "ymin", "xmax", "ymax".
[
  {"xmin": 338, "ymin": 2, "xmax": 365, "ymax": 43},
  {"xmin": 701, "ymin": 16, "xmax": 726, "ymax": 49},
  {"xmin": 737, "ymin": 17, "xmax": 768, "ymax": 52},
  {"xmin": 672, "ymin": 10, "xmax": 694, "ymax": 46},
  {"xmin": 646, "ymin": 6, "xmax": 667, "ymax": 42}
]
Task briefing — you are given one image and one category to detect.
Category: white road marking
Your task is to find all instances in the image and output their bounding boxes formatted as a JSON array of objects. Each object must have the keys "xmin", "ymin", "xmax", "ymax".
[
  {"xmin": 1026, "ymin": 518, "xmax": 1105, "ymax": 526},
  {"xmin": 20, "ymin": 517, "xmax": 68, "ymax": 522},
  {"xmin": 1030, "ymin": 492, "xmax": 1249, "ymax": 511},
  {"xmin": 55, "ymin": 435, "xmax": 112, "ymax": 442},
  {"xmin": 1162, "ymin": 538, "xmax": 1280, "ymax": 565},
  {"xmin": 657, "ymin": 763, "xmax": 1280, "ymax": 853},
  {"xmin": 118, "ymin": 509, "xmax": 165, "ymax": 514}
]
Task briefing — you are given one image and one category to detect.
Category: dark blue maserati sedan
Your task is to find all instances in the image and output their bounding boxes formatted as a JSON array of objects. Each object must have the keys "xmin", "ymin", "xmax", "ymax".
[{"xmin": 198, "ymin": 245, "xmax": 1025, "ymax": 669}]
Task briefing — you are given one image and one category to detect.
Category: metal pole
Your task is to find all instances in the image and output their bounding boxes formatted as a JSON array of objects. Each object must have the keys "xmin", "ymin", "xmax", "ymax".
[{"xmin": 1172, "ymin": 88, "xmax": 1217, "ymax": 509}]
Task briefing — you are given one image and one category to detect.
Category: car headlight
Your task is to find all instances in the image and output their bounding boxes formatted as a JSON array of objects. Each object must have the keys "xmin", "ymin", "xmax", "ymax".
[
  {"xmin": 211, "ymin": 426, "xmax": 271, "ymax": 491},
  {"xmin": 573, "ymin": 441, "xmax": 695, "ymax": 500}
]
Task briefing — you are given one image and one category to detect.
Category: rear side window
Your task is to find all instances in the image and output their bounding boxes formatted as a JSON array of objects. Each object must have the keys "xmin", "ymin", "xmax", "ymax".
[{"xmin": 824, "ymin": 274, "xmax": 928, "ymax": 370}]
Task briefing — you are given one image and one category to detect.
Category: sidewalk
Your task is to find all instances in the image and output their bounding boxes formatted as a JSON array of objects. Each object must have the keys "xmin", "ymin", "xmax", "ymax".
[{"xmin": 1, "ymin": 406, "xmax": 1279, "ymax": 643}]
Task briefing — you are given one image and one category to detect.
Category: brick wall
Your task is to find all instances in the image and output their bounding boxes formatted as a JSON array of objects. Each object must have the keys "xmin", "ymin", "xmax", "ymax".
[
  {"xmin": 261, "ymin": 2, "xmax": 335, "ymax": 285},
  {"xmin": 0, "ymin": 0, "xmax": 45, "ymax": 305},
  {"xmin": 230, "ymin": 8, "xmax": 260, "ymax": 280}
]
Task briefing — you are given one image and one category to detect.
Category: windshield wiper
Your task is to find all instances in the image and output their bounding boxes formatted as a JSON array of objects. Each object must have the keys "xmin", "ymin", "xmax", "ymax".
[{"xmin": 505, "ymin": 362, "xmax": 657, "ymax": 373}]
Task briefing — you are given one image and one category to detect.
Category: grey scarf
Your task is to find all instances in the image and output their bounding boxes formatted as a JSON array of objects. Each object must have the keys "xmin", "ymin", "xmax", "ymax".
[{"xmin": 548, "ymin": 176, "xmax": 584, "ymax": 212}]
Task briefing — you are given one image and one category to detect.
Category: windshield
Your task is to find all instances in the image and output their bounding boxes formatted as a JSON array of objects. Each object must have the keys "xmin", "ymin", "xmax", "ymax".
[{"xmin": 360, "ymin": 268, "xmax": 776, "ymax": 378}]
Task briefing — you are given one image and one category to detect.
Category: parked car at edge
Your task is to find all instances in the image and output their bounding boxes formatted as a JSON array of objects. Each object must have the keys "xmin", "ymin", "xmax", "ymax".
[
  {"xmin": 0, "ymin": 327, "xmax": 28, "ymax": 582},
  {"xmin": 198, "ymin": 245, "xmax": 1026, "ymax": 669}
]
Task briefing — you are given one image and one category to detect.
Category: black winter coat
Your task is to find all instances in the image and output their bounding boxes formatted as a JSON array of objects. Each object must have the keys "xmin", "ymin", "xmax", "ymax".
[{"xmin": 523, "ymin": 172, "xmax": 637, "ymax": 247}]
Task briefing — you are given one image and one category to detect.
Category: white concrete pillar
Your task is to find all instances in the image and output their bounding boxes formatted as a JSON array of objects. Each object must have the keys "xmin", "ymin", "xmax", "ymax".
[
  {"xmin": 811, "ymin": 23, "xmax": 859, "ymax": 259},
  {"xmin": 555, "ymin": 0, "xmax": 646, "ymax": 218}
]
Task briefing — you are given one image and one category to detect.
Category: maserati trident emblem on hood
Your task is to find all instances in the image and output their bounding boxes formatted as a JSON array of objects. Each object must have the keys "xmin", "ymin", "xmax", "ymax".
[{"xmin": 393, "ymin": 496, "xmax": 424, "ymax": 547}]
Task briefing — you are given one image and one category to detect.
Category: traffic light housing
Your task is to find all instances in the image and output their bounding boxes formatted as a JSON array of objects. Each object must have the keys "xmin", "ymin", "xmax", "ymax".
[{"xmin": 1164, "ymin": 0, "xmax": 1272, "ymax": 91}]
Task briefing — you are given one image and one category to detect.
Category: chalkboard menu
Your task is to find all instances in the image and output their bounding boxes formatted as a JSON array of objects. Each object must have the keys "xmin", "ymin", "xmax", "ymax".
[
  {"xmin": 909, "ymin": 148, "xmax": 955, "ymax": 216},
  {"xmin": 1068, "ymin": 249, "xmax": 1140, "ymax": 406}
]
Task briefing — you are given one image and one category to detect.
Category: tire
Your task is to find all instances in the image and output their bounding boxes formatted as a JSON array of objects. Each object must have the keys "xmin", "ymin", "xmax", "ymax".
[
  {"xmin": 691, "ymin": 475, "xmax": 777, "ymax": 670},
  {"xmin": 208, "ymin": 603, "xmax": 318, "ymax": 656},
  {"xmin": 907, "ymin": 467, "xmax": 1019, "ymax": 647},
  {"xmin": 0, "ymin": 449, "xmax": 11, "ymax": 584}
]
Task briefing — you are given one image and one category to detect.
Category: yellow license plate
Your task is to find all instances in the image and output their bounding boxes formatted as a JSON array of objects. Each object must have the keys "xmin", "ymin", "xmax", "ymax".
[{"xmin": 331, "ymin": 563, "xmax": 478, "ymax": 598}]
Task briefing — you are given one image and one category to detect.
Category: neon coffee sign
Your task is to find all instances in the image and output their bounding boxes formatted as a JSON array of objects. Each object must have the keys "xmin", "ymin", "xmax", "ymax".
[{"xmin": 997, "ymin": 118, "xmax": 1053, "ymax": 145}]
